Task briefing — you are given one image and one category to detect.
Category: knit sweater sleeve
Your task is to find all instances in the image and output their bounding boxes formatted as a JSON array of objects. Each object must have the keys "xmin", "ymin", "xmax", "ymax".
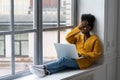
[{"xmin": 66, "ymin": 27, "xmax": 80, "ymax": 44}]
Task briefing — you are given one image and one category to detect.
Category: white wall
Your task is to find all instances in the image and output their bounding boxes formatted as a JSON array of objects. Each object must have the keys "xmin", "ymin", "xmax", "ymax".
[
  {"xmin": 77, "ymin": 0, "xmax": 118, "ymax": 80},
  {"xmin": 104, "ymin": 0, "xmax": 118, "ymax": 79},
  {"xmin": 78, "ymin": 0, "xmax": 104, "ymax": 44},
  {"xmin": 117, "ymin": 58, "xmax": 120, "ymax": 80},
  {"xmin": 104, "ymin": 0, "xmax": 118, "ymax": 59},
  {"xmin": 117, "ymin": 0, "xmax": 120, "ymax": 80}
]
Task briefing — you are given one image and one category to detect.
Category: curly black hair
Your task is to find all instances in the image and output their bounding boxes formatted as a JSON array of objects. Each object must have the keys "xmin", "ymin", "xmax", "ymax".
[{"xmin": 81, "ymin": 14, "xmax": 95, "ymax": 30}]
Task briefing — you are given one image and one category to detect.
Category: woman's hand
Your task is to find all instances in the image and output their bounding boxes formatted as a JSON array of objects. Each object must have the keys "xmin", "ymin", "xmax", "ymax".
[{"xmin": 78, "ymin": 21, "xmax": 88, "ymax": 30}]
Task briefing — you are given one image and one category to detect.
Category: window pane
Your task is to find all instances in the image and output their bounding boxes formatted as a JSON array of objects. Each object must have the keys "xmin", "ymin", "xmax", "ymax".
[
  {"xmin": 14, "ymin": 0, "xmax": 33, "ymax": 31},
  {"xmin": 15, "ymin": 42, "xmax": 20, "ymax": 55},
  {"xmin": 43, "ymin": 31, "xmax": 57, "ymax": 62},
  {"xmin": 0, "ymin": 35, "xmax": 5, "ymax": 56},
  {"xmin": 42, "ymin": 0, "xmax": 73, "ymax": 63},
  {"xmin": 0, "ymin": 41, "xmax": 4, "ymax": 56},
  {"xmin": 0, "ymin": 35, "xmax": 4, "ymax": 40},
  {"xmin": 15, "ymin": 33, "xmax": 34, "ymax": 73},
  {"xmin": 21, "ymin": 41, "xmax": 28, "ymax": 56},
  {"xmin": 43, "ymin": 0, "xmax": 58, "ymax": 28},
  {"xmin": 60, "ymin": 0, "xmax": 72, "ymax": 26},
  {"xmin": 0, "ymin": 35, "xmax": 11, "ymax": 76},
  {"xmin": 0, "ymin": 0, "xmax": 11, "ymax": 76},
  {"xmin": 60, "ymin": 29, "xmax": 71, "ymax": 43},
  {"xmin": 0, "ymin": 0, "xmax": 10, "ymax": 32}
]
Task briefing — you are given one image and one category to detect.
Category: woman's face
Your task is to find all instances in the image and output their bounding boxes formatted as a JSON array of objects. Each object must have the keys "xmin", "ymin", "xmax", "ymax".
[{"xmin": 80, "ymin": 25, "xmax": 91, "ymax": 34}]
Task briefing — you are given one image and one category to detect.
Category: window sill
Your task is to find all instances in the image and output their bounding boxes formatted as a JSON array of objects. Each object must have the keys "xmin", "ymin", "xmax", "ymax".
[{"xmin": 14, "ymin": 64, "xmax": 103, "ymax": 80}]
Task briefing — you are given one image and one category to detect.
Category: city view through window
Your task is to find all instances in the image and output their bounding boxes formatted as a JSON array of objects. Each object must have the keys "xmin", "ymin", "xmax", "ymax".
[{"xmin": 0, "ymin": 0, "xmax": 73, "ymax": 77}]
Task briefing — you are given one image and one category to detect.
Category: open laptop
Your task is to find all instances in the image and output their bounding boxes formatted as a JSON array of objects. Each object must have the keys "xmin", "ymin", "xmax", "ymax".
[{"xmin": 54, "ymin": 43, "xmax": 81, "ymax": 59}]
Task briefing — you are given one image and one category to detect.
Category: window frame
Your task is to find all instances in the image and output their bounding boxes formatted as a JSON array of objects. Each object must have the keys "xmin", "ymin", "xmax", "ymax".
[{"xmin": 0, "ymin": 0, "xmax": 77, "ymax": 79}]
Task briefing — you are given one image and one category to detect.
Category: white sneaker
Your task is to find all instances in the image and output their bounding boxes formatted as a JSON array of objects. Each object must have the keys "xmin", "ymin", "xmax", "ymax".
[{"xmin": 29, "ymin": 66, "xmax": 46, "ymax": 77}]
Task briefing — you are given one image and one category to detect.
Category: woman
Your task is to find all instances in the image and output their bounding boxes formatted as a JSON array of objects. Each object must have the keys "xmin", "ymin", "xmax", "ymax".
[{"xmin": 29, "ymin": 14, "xmax": 101, "ymax": 77}]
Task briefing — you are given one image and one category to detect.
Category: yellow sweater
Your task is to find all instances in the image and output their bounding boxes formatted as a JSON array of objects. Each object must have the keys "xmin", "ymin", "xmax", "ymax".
[{"xmin": 66, "ymin": 27, "xmax": 102, "ymax": 69}]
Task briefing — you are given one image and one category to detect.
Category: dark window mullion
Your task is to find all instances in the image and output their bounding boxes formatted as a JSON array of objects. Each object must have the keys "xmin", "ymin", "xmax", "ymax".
[
  {"xmin": 43, "ymin": 26, "xmax": 73, "ymax": 31},
  {"xmin": 4, "ymin": 35, "xmax": 5, "ymax": 57},
  {"xmin": 10, "ymin": 0, "xmax": 15, "ymax": 75},
  {"xmin": 71, "ymin": 0, "xmax": 77, "ymax": 27},
  {"xmin": 20, "ymin": 41, "xmax": 22, "ymax": 56},
  {"xmin": 57, "ymin": 0, "xmax": 60, "ymax": 43},
  {"xmin": 34, "ymin": 0, "xmax": 43, "ymax": 65}
]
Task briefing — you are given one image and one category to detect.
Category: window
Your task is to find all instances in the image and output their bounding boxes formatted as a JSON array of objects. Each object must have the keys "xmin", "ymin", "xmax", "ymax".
[
  {"xmin": 0, "ymin": 0, "xmax": 34, "ymax": 78},
  {"xmin": 42, "ymin": 0, "xmax": 75, "ymax": 62},
  {"xmin": 0, "ymin": 0, "xmax": 11, "ymax": 77},
  {"xmin": 0, "ymin": 0, "xmax": 76, "ymax": 79}
]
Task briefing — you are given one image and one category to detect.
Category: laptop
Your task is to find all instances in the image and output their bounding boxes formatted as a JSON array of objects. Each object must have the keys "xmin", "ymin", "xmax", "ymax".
[{"xmin": 54, "ymin": 43, "xmax": 81, "ymax": 59}]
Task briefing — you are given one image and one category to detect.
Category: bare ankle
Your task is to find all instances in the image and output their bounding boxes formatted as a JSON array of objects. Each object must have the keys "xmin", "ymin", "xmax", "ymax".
[
  {"xmin": 43, "ymin": 65, "xmax": 46, "ymax": 69},
  {"xmin": 44, "ymin": 69, "xmax": 48, "ymax": 75}
]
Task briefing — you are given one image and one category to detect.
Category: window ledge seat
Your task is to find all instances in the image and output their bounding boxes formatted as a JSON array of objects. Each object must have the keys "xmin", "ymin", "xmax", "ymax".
[{"xmin": 14, "ymin": 64, "xmax": 103, "ymax": 80}]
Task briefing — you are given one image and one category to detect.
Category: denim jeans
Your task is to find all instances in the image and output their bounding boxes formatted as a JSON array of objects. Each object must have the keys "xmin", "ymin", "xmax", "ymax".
[{"xmin": 45, "ymin": 57, "xmax": 79, "ymax": 74}]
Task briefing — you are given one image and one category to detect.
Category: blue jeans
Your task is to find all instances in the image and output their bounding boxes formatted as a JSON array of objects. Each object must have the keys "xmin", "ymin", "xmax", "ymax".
[{"xmin": 45, "ymin": 57, "xmax": 79, "ymax": 74}]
